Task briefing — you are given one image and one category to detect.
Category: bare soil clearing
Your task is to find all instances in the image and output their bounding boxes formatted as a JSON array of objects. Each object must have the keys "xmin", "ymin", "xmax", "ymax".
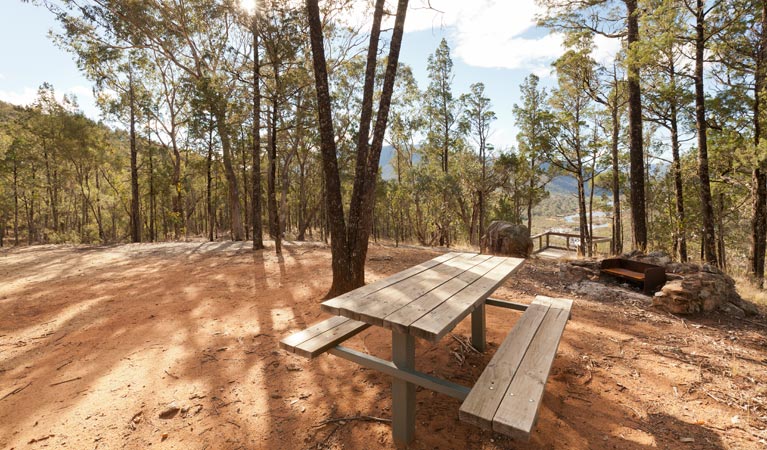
[{"xmin": 1, "ymin": 242, "xmax": 766, "ymax": 449}]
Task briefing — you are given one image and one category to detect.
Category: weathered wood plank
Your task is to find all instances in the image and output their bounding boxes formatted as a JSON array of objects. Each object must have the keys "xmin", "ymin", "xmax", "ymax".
[
  {"xmin": 382, "ymin": 255, "xmax": 502, "ymax": 334},
  {"xmin": 279, "ymin": 315, "xmax": 349, "ymax": 349},
  {"xmin": 321, "ymin": 252, "xmax": 460, "ymax": 315},
  {"xmin": 602, "ymin": 267, "xmax": 644, "ymax": 281},
  {"xmin": 492, "ymin": 300, "xmax": 572, "ymax": 440},
  {"xmin": 457, "ymin": 302, "xmax": 550, "ymax": 430},
  {"xmin": 279, "ymin": 317, "xmax": 369, "ymax": 359},
  {"xmin": 410, "ymin": 257, "xmax": 525, "ymax": 342},
  {"xmin": 347, "ymin": 253, "xmax": 484, "ymax": 326}
]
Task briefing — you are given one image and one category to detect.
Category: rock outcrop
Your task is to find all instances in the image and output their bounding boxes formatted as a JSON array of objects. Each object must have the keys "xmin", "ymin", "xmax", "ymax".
[{"xmin": 480, "ymin": 221, "xmax": 533, "ymax": 258}]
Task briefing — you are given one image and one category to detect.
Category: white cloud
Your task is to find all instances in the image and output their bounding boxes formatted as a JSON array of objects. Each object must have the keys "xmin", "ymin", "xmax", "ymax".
[
  {"xmin": 405, "ymin": 0, "xmax": 621, "ymax": 71},
  {"xmin": 591, "ymin": 34, "xmax": 622, "ymax": 66},
  {"xmin": 0, "ymin": 85, "xmax": 99, "ymax": 118},
  {"xmin": 0, "ymin": 87, "xmax": 38, "ymax": 107}
]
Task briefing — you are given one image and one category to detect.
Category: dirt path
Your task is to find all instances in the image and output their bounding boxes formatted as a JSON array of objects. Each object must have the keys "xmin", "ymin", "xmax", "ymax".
[{"xmin": 0, "ymin": 242, "xmax": 765, "ymax": 449}]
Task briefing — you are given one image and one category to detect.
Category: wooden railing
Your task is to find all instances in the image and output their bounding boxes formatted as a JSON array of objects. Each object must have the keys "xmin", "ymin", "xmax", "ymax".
[{"xmin": 531, "ymin": 231, "xmax": 611, "ymax": 255}]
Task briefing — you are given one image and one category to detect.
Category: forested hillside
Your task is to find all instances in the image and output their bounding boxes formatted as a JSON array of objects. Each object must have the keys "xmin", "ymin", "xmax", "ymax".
[{"xmin": 1, "ymin": 0, "xmax": 767, "ymax": 287}]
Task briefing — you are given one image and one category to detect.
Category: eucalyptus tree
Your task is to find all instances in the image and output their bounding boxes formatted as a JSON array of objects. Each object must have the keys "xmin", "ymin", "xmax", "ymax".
[
  {"xmin": 583, "ymin": 62, "xmax": 628, "ymax": 254},
  {"xmin": 425, "ymin": 38, "xmax": 460, "ymax": 246},
  {"xmin": 638, "ymin": 0, "xmax": 695, "ymax": 261},
  {"xmin": 306, "ymin": 0, "xmax": 410, "ymax": 296},
  {"xmin": 388, "ymin": 65, "xmax": 427, "ymax": 244},
  {"xmin": 460, "ymin": 82, "xmax": 496, "ymax": 242},
  {"xmin": 50, "ymin": 8, "xmax": 149, "ymax": 242},
  {"xmin": 548, "ymin": 49, "xmax": 601, "ymax": 256},
  {"xmin": 710, "ymin": 0, "xmax": 767, "ymax": 282},
  {"xmin": 539, "ymin": 0, "xmax": 648, "ymax": 251},
  {"xmin": 513, "ymin": 74, "xmax": 555, "ymax": 233},
  {"xmin": 48, "ymin": 0, "xmax": 254, "ymax": 241},
  {"xmin": 143, "ymin": 54, "xmax": 192, "ymax": 240}
]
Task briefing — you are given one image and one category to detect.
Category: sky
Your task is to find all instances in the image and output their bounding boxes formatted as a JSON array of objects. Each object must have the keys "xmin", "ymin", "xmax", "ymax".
[{"xmin": 0, "ymin": 0, "xmax": 620, "ymax": 150}]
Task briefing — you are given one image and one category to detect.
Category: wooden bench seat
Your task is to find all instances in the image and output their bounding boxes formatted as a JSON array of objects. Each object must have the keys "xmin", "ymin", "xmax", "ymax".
[
  {"xmin": 279, "ymin": 316, "xmax": 370, "ymax": 359},
  {"xmin": 601, "ymin": 267, "xmax": 644, "ymax": 282},
  {"xmin": 459, "ymin": 296, "xmax": 572, "ymax": 441},
  {"xmin": 600, "ymin": 258, "xmax": 666, "ymax": 295}
]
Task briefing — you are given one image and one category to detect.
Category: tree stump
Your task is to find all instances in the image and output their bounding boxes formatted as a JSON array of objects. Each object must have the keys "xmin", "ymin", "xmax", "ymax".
[{"xmin": 480, "ymin": 221, "xmax": 533, "ymax": 258}]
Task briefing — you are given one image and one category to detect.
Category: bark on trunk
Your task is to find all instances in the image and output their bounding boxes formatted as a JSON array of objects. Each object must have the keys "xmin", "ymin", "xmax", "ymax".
[
  {"xmin": 670, "ymin": 87, "xmax": 688, "ymax": 261},
  {"xmin": 306, "ymin": 0, "xmax": 409, "ymax": 296},
  {"xmin": 207, "ymin": 118, "xmax": 215, "ymax": 242},
  {"xmin": 213, "ymin": 103, "xmax": 245, "ymax": 241},
  {"xmin": 626, "ymin": 0, "xmax": 647, "ymax": 252},
  {"xmin": 694, "ymin": 0, "xmax": 718, "ymax": 265},
  {"xmin": 749, "ymin": 0, "xmax": 767, "ymax": 285},
  {"xmin": 129, "ymin": 71, "xmax": 141, "ymax": 243},
  {"xmin": 611, "ymin": 95, "xmax": 623, "ymax": 255},
  {"xmin": 252, "ymin": 21, "xmax": 264, "ymax": 250}
]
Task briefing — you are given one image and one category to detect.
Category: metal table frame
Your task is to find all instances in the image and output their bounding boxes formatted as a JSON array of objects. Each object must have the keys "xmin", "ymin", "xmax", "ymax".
[{"xmin": 326, "ymin": 297, "xmax": 528, "ymax": 444}]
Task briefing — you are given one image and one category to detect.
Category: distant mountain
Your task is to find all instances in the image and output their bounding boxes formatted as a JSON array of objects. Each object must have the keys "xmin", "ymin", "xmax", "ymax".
[
  {"xmin": 546, "ymin": 175, "xmax": 610, "ymax": 197},
  {"xmin": 380, "ymin": 145, "xmax": 396, "ymax": 180}
]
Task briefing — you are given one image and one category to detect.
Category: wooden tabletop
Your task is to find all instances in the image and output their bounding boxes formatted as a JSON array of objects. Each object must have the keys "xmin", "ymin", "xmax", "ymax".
[{"xmin": 321, "ymin": 252, "xmax": 525, "ymax": 342}]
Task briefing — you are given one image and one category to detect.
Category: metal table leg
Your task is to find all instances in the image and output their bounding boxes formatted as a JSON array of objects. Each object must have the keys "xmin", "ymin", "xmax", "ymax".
[
  {"xmin": 392, "ymin": 331, "xmax": 415, "ymax": 445},
  {"xmin": 471, "ymin": 303, "xmax": 486, "ymax": 352}
]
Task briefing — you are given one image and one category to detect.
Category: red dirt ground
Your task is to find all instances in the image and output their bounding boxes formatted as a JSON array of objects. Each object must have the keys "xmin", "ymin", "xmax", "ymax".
[{"xmin": 1, "ymin": 241, "xmax": 766, "ymax": 449}]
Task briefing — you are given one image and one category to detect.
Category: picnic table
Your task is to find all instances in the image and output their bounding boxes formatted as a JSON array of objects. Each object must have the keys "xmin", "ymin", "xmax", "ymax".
[{"xmin": 280, "ymin": 252, "xmax": 572, "ymax": 445}]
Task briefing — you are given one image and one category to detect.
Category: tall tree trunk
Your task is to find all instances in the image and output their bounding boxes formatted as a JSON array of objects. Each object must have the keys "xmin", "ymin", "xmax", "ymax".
[
  {"xmin": 212, "ymin": 102, "xmax": 245, "ymax": 241},
  {"xmin": 306, "ymin": 0, "xmax": 408, "ymax": 296},
  {"xmin": 268, "ymin": 70, "xmax": 281, "ymax": 254},
  {"xmin": 148, "ymin": 137, "xmax": 156, "ymax": 242},
  {"xmin": 577, "ymin": 172, "xmax": 588, "ymax": 257},
  {"xmin": 240, "ymin": 128, "xmax": 250, "ymax": 240},
  {"xmin": 95, "ymin": 168, "xmax": 105, "ymax": 242},
  {"xmin": 129, "ymin": 70, "xmax": 141, "ymax": 243},
  {"xmin": 251, "ymin": 21, "xmax": 264, "ymax": 250},
  {"xmin": 669, "ymin": 76, "xmax": 687, "ymax": 261},
  {"xmin": 626, "ymin": 0, "xmax": 647, "ymax": 251},
  {"xmin": 13, "ymin": 158, "xmax": 19, "ymax": 246},
  {"xmin": 170, "ymin": 134, "xmax": 182, "ymax": 240},
  {"xmin": 207, "ymin": 118, "xmax": 215, "ymax": 242},
  {"xmin": 694, "ymin": 0, "xmax": 718, "ymax": 265},
  {"xmin": 749, "ymin": 0, "xmax": 767, "ymax": 285},
  {"xmin": 610, "ymin": 94, "xmax": 623, "ymax": 255}
]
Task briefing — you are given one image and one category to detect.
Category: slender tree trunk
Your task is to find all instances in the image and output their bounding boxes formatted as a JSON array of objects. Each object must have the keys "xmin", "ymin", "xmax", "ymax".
[
  {"xmin": 148, "ymin": 138, "xmax": 156, "ymax": 242},
  {"xmin": 95, "ymin": 169, "xmax": 104, "ymax": 242},
  {"xmin": 577, "ymin": 172, "xmax": 588, "ymax": 257},
  {"xmin": 13, "ymin": 159, "xmax": 19, "ymax": 246},
  {"xmin": 306, "ymin": 0, "xmax": 408, "ymax": 296},
  {"xmin": 268, "ymin": 70, "xmax": 281, "ymax": 254},
  {"xmin": 212, "ymin": 102, "xmax": 245, "ymax": 241},
  {"xmin": 251, "ymin": 20, "xmax": 264, "ymax": 250},
  {"xmin": 611, "ymin": 96, "xmax": 623, "ymax": 255},
  {"xmin": 129, "ymin": 70, "xmax": 141, "ymax": 243},
  {"xmin": 694, "ymin": 0, "xmax": 718, "ymax": 265},
  {"xmin": 669, "ymin": 81, "xmax": 687, "ymax": 261},
  {"xmin": 626, "ymin": 0, "xmax": 647, "ymax": 252},
  {"xmin": 171, "ymin": 134, "xmax": 182, "ymax": 240},
  {"xmin": 207, "ymin": 118, "xmax": 215, "ymax": 242},
  {"xmin": 749, "ymin": 0, "xmax": 767, "ymax": 285},
  {"xmin": 240, "ymin": 128, "xmax": 250, "ymax": 240}
]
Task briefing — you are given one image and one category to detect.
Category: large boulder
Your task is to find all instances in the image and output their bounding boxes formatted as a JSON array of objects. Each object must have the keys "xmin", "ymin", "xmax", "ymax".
[
  {"xmin": 651, "ymin": 263, "xmax": 747, "ymax": 315},
  {"xmin": 480, "ymin": 221, "xmax": 533, "ymax": 258}
]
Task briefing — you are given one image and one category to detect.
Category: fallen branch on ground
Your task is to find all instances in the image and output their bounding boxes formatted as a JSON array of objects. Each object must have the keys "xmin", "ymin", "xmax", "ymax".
[
  {"xmin": 314, "ymin": 415, "xmax": 392, "ymax": 427},
  {"xmin": 1, "ymin": 381, "xmax": 32, "ymax": 401},
  {"xmin": 50, "ymin": 377, "xmax": 82, "ymax": 387}
]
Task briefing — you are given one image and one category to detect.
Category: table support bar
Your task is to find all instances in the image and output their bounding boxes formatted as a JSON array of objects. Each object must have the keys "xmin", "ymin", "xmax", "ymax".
[
  {"xmin": 328, "ymin": 346, "xmax": 471, "ymax": 401},
  {"xmin": 485, "ymin": 298, "xmax": 529, "ymax": 311}
]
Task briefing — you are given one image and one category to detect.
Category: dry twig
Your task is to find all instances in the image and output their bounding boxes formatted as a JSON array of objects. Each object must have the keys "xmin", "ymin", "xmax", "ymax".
[
  {"xmin": 1, "ymin": 381, "xmax": 32, "ymax": 401},
  {"xmin": 50, "ymin": 377, "xmax": 82, "ymax": 387},
  {"xmin": 314, "ymin": 415, "xmax": 392, "ymax": 427}
]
